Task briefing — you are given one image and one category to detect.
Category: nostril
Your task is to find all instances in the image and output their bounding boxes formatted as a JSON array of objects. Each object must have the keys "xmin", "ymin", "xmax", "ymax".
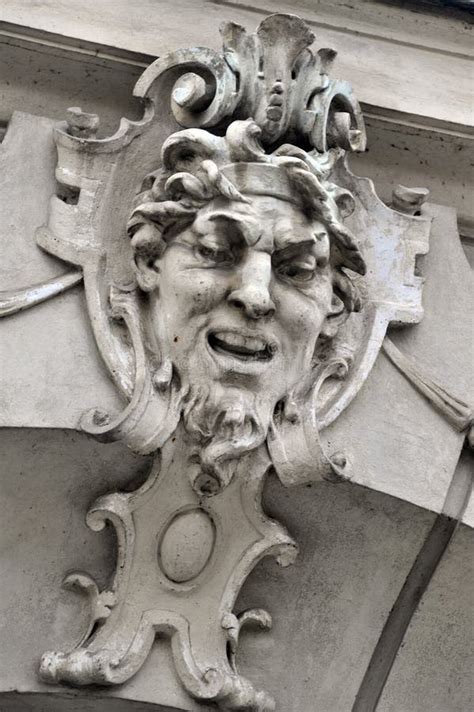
[
  {"xmin": 255, "ymin": 303, "xmax": 275, "ymax": 318},
  {"xmin": 229, "ymin": 296, "xmax": 246, "ymax": 312},
  {"xmin": 228, "ymin": 288, "xmax": 276, "ymax": 319}
]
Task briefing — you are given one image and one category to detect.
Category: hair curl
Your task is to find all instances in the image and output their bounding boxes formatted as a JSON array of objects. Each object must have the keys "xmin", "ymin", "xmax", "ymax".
[{"xmin": 127, "ymin": 119, "xmax": 366, "ymax": 313}]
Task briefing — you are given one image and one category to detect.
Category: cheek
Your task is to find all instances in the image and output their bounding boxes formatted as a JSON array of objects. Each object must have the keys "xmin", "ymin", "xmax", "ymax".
[
  {"xmin": 275, "ymin": 281, "xmax": 333, "ymax": 346},
  {"xmin": 158, "ymin": 267, "xmax": 230, "ymax": 322}
]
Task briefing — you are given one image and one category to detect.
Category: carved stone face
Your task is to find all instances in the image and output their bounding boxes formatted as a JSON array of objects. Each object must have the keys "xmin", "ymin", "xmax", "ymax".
[{"xmin": 146, "ymin": 194, "xmax": 339, "ymax": 404}]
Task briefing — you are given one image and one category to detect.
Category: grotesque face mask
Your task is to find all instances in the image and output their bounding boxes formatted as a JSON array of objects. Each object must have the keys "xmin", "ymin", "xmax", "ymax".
[
  {"xmin": 145, "ymin": 198, "xmax": 338, "ymax": 400},
  {"xmin": 128, "ymin": 120, "xmax": 365, "ymax": 486}
]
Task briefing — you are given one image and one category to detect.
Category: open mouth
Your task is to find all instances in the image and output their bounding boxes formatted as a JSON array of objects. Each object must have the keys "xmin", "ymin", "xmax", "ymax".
[{"xmin": 207, "ymin": 330, "xmax": 276, "ymax": 362}]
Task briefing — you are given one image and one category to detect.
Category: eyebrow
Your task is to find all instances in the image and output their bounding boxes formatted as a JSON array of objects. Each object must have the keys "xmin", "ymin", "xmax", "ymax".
[
  {"xmin": 274, "ymin": 232, "xmax": 317, "ymax": 252},
  {"xmin": 203, "ymin": 211, "xmax": 261, "ymax": 246},
  {"xmin": 196, "ymin": 211, "xmax": 322, "ymax": 254}
]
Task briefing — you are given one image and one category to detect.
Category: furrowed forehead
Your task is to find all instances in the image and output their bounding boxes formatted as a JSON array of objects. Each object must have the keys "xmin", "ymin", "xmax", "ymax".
[
  {"xmin": 274, "ymin": 220, "xmax": 315, "ymax": 251},
  {"xmin": 193, "ymin": 209, "xmax": 261, "ymax": 245},
  {"xmin": 273, "ymin": 212, "xmax": 331, "ymax": 252},
  {"xmin": 194, "ymin": 197, "xmax": 325, "ymax": 250}
]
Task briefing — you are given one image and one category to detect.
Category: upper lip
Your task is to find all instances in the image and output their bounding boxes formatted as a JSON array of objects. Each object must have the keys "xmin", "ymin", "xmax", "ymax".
[{"xmin": 207, "ymin": 329, "xmax": 277, "ymax": 362}]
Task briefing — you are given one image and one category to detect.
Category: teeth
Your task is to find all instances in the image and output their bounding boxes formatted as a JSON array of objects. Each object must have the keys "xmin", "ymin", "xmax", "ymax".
[
  {"xmin": 208, "ymin": 330, "xmax": 277, "ymax": 362},
  {"xmin": 212, "ymin": 331, "xmax": 267, "ymax": 352}
]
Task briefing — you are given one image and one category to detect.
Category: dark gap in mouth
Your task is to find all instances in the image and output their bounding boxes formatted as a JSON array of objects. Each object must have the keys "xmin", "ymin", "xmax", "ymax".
[{"xmin": 208, "ymin": 333, "xmax": 273, "ymax": 362}]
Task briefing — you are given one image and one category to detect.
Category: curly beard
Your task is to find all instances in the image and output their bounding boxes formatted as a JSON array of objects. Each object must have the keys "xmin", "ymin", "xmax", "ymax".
[{"xmin": 178, "ymin": 380, "xmax": 274, "ymax": 490}]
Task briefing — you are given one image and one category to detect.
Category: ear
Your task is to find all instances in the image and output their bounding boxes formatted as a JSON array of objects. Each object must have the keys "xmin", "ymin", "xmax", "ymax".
[
  {"xmin": 319, "ymin": 293, "xmax": 347, "ymax": 340},
  {"xmin": 134, "ymin": 253, "xmax": 160, "ymax": 292},
  {"xmin": 130, "ymin": 223, "xmax": 161, "ymax": 292}
]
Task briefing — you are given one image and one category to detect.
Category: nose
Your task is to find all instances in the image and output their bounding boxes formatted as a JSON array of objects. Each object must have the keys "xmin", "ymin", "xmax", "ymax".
[{"xmin": 227, "ymin": 251, "xmax": 276, "ymax": 319}]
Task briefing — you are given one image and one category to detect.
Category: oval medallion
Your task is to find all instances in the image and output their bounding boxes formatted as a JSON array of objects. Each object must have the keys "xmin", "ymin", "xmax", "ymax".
[{"xmin": 159, "ymin": 509, "xmax": 215, "ymax": 583}]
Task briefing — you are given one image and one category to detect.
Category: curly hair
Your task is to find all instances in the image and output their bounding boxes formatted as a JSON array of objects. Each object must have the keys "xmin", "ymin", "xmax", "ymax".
[{"xmin": 127, "ymin": 119, "xmax": 366, "ymax": 313}]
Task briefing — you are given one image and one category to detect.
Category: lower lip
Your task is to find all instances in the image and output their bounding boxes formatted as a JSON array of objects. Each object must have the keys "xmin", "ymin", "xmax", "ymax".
[{"xmin": 205, "ymin": 336, "xmax": 275, "ymax": 374}]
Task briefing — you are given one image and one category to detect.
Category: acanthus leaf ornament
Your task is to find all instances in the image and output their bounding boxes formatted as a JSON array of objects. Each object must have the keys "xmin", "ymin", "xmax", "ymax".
[{"xmin": 32, "ymin": 13, "xmax": 434, "ymax": 711}]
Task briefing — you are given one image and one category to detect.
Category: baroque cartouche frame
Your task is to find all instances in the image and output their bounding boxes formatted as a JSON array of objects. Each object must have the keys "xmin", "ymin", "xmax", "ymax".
[{"xmin": 5, "ymin": 12, "xmax": 472, "ymax": 712}]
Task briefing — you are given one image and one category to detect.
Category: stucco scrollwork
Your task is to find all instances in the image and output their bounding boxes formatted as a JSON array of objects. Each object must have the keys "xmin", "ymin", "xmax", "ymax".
[{"xmin": 30, "ymin": 13, "xmax": 437, "ymax": 711}]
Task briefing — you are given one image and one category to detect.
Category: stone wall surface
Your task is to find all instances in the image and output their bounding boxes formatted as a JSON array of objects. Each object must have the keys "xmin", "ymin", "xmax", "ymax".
[
  {"xmin": 1, "ymin": 0, "xmax": 473, "ymax": 231},
  {"xmin": 0, "ymin": 112, "xmax": 123, "ymax": 426},
  {"xmin": 377, "ymin": 522, "xmax": 474, "ymax": 712},
  {"xmin": 3, "ymin": 427, "xmax": 467, "ymax": 712},
  {"xmin": 2, "ymin": 0, "xmax": 473, "ymax": 126},
  {"xmin": 1, "ymin": 428, "xmax": 472, "ymax": 710}
]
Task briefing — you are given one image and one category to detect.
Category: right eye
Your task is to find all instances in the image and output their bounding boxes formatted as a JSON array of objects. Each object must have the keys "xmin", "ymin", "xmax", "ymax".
[
  {"xmin": 196, "ymin": 244, "xmax": 233, "ymax": 265},
  {"xmin": 277, "ymin": 263, "xmax": 315, "ymax": 282},
  {"xmin": 276, "ymin": 253, "xmax": 318, "ymax": 284}
]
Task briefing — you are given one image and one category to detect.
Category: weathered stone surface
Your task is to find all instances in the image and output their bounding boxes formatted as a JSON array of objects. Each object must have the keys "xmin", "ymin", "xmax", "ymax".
[
  {"xmin": 0, "ymin": 692, "xmax": 180, "ymax": 712},
  {"xmin": 159, "ymin": 510, "xmax": 216, "ymax": 584},
  {"xmin": 1, "ymin": 7, "xmax": 472, "ymax": 712},
  {"xmin": 322, "ymin": 204, "xmax": 473, "ymax": 523},
  {"xmin": 0, "ymin": 428, "xmax": 204, "ymax": 711},
  {"xmin": 0, "ymin": 112, "xmax": 123, "ymax": 427},
  {"xmin": 0, "ymin": 428, "xmax": 439, "ymax": 712},
  {"xmin": 1, "ymin": 113, "xmax": 469, "ymax": 522},
  {"xmin": 2, "ymin": 0, "xmax": 472, "ymax": 126},
  {"xmin": 2, "ymin": 30, "xmax": 472, "ymax": 228},
  {"xmin": 378, "ymin": 522, "xmax": 474, "ymax": 712},
  {"xmin": 236, "ymin": 474, "xmax": 438, "ymax": 712}
]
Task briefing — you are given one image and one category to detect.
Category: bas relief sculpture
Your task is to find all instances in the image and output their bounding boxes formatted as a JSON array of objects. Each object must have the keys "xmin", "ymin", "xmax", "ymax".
[
  {"xmin": 125, "ymin": 119, "xmax": 365, "ymax": 491},
  {"xmin": 1, "ymin": 11, "xmax": 472, "ymax": 712},
  {"xmin": 41, "ymin": 117, "xmax": 368, "ymax": 712}
]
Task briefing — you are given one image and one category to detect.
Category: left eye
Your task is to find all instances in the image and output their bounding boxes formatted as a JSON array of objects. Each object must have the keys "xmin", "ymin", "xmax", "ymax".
[
  {"xmin": 277, "ymin": 263, "xmax": 315, "ymax": 282},
  {"xmin": 196, "ymin": 245, "xmax": 232, "ymax": 264}
]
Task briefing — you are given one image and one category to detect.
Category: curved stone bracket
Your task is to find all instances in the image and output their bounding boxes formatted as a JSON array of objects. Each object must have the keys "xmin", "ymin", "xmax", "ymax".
[{"xmin": 39, "ymin": 444, "xmax": 294, "ymax": 712}]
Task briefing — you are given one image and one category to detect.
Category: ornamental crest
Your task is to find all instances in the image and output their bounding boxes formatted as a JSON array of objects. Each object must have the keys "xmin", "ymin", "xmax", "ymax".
[{"xmin": 4, "ymin": 13, "xmax": 440, "ymax": 712}]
